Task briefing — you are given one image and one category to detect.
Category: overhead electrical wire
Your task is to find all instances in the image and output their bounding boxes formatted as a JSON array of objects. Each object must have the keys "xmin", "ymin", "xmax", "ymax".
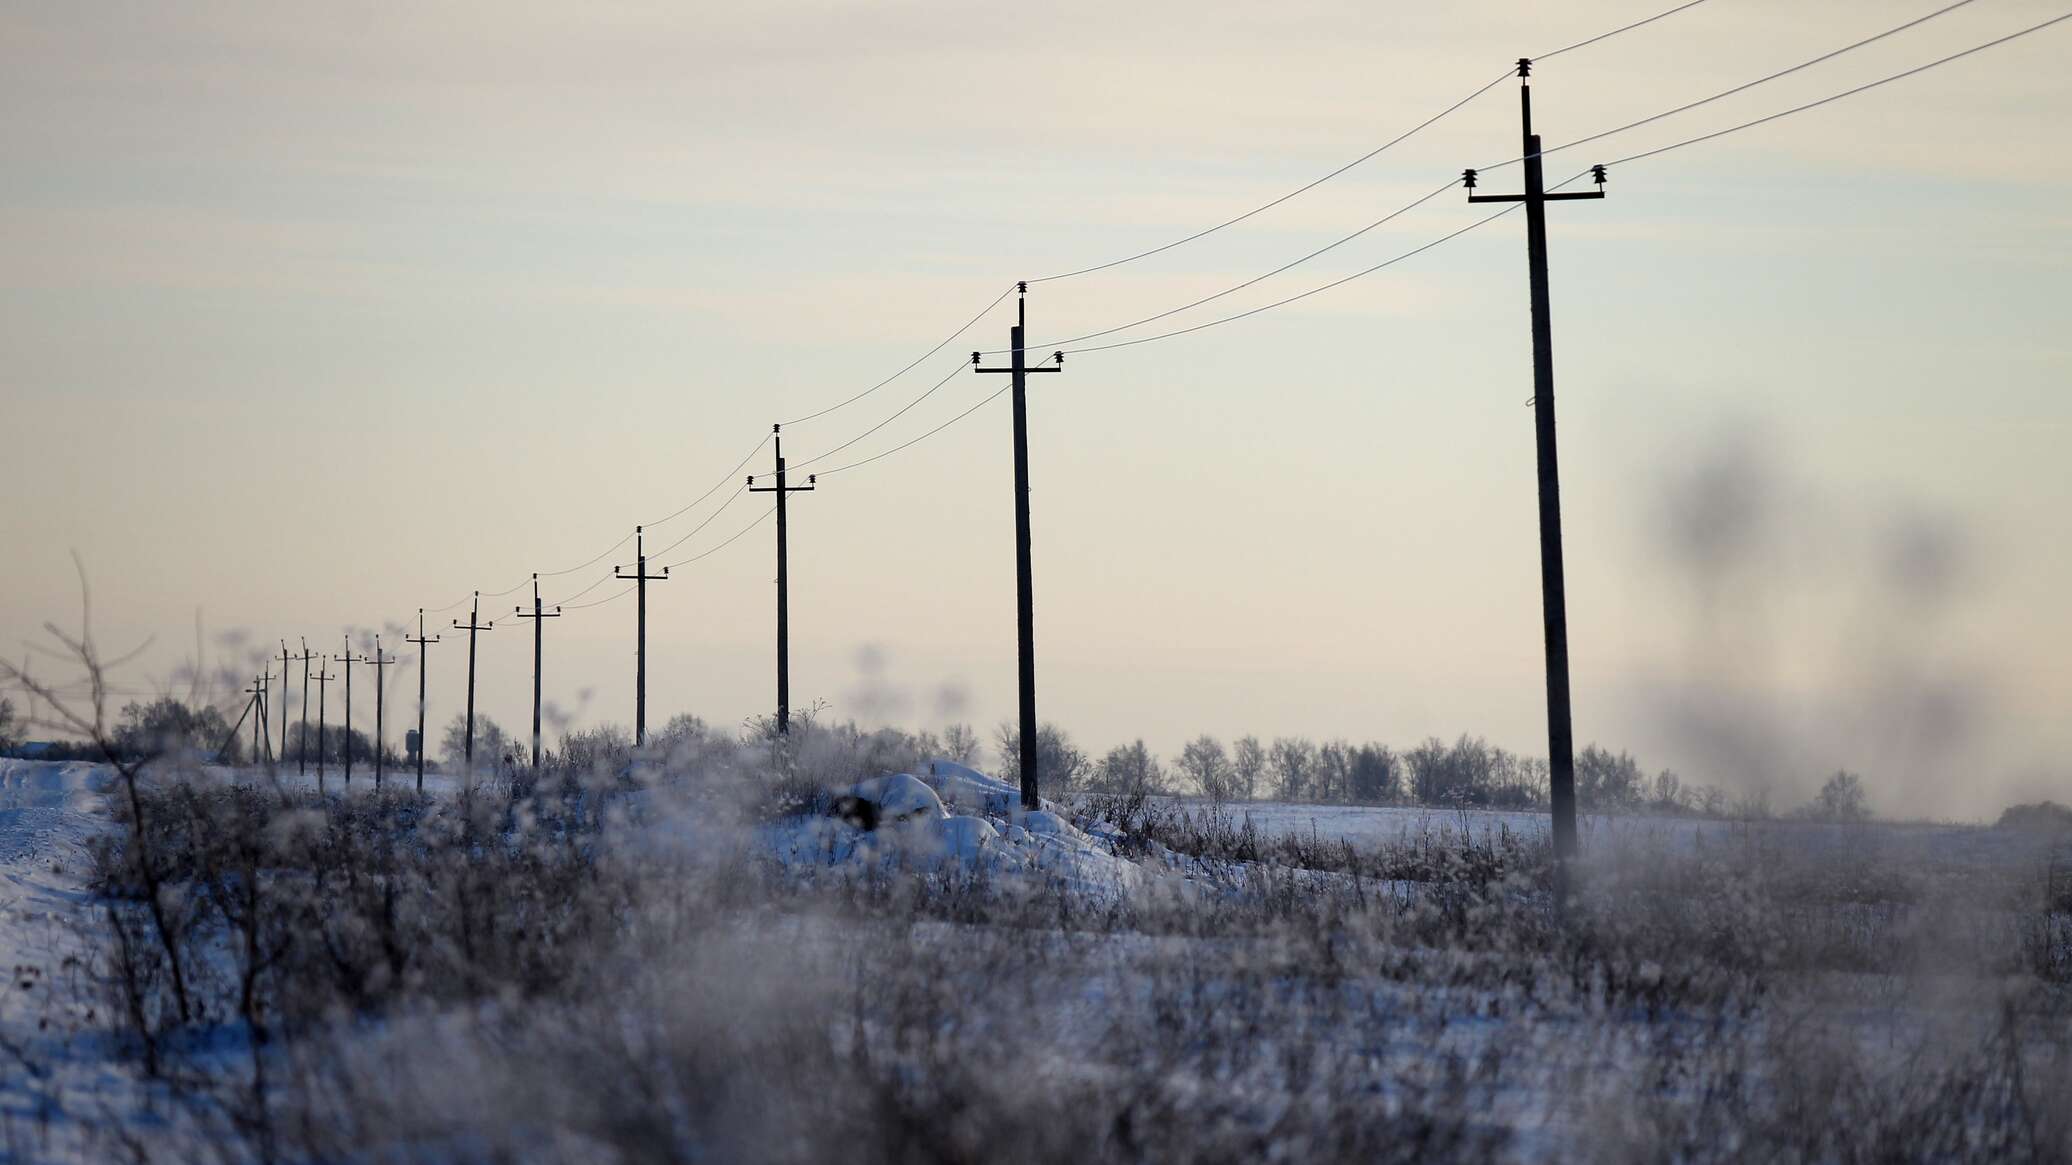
[
  {"xmin": 814, "ymin": 352, "xmax": 1061, "ymax": 479},
  {"xmin": 779, "ymin": 284, "xmax": 1017, "ymax": 426},
  {"xmin": 1533, "ymin": 0, "xmax": 1716, "ymax": 62},
  {"xmin": 408, "ymin": 1, "xmax": 2072, "ymax": 623},
  {"xmin": 1027, "ymin": 7, "xmax": 2072, "ymax": 361},
  {"xmin": 1485, "ymin": 0, "xmax": 1986, "ymax": 172},
  {"xmin": 979, "ymin": 181, "xmax": 1457, "ymax": 357},
  {"xmin": 750, "ymin": 359, "xmax": 970, "ymax": 482},
  {"xmin": 402, "ymin": 0, "xmax": 1728, "ymax": 615},
  {"xmin": 1024, "ymin": 0, "xmax": 1718, "ymax": 285},
  {"xmin": 658, "ymin": 503, "xmax": 777, "ymax": 571},
  {"xmin": 1597, "ymin": 9, "xmax": 2072, "ymax": 167}
]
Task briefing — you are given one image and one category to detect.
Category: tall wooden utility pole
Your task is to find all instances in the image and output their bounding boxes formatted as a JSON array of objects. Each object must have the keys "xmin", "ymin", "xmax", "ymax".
[
  {"xmin": 973, "ymin": 282, "xmax": 1065, "ymax": 811},
  {"xmin": 749, "ymin": 426, "xmax": 815, "ymax": 735},
  {"xmin": 406, "ymin": 609, "xmax": 440, "ymax": 792},
  {"xmin": 1462, "ymin": 58, "xmax": 1608, "ymax": 866},
  {"xmin": 336, "ymin": 636, "xmax": 369, "ymax": 786},
  {"xmin": 279, "ymin": 640, "xmax": 295, "ymax": 768},
  {"xmin": 513, "ymin": 574, "xmax": 561, "ymax": 771},
  {"xmin": 291, "ymin": 639, "xmax": 317, "ymax": 774},
  {"xmin": 312, "ymin": 659, "xmax": 334, "ymax": 792},
  {"xmin": 453, "ymin": 593, "xmax": 494, "ymax": 775},
  {"xmin": 369, "ymin": 636, "xmax": 396, "ymax": 789},
  {"xmin": 614, "ymin": 526, "xmax": 670, "ymax": 748}
]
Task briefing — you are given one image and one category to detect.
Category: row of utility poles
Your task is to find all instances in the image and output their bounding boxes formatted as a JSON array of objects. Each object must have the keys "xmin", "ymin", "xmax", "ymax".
[{"xmin": 237, "ymin": 66, "xmax": 1599, "ymax": 872}]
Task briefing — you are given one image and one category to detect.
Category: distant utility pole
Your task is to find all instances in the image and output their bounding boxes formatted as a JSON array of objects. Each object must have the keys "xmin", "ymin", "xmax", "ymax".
[
  {"xmin": 337, "ymin": 636, "xmax": 369, "ymax": 786},
  {"xmin": 292, "ymin": 638, "xmax": 318, "ymax": 774},
  {"xmin": 246, "ymin": 673, "xmax": 269, "ymax": 767},
  {"xmin": 406, "ymin": 609, "xmax": 440, "ymax": 792},
  {"xmin": 1461, "ymin": 58, "xmax": 1608, "ymax": 866},
  {"xmin": 369, "ymin": 636, "xmax": 396, "ymax": 789},
  {"xmin": 312, "ymin": 659, "xmax": 334, "ymax": 792},
  {"xmin": 973, "ymin": 282, "xmax": 1065, "ymax": 811},
  {"xmin": 453, "ymin": 593, "xmax": 495, "ymax": 775},
  {"xmin": 513, "ymin": 574, "xmax": 561, "ymax": 771},
  {"xmin": 615, "ymin": 526, "xmax": 670, "ymax": 748},
  {"xmin": 749, "ymin": 425, "xmax": 815, "ymax": 735},
  {"xmin": 278, "ymin": 640, "xmax": 295, "ymax": 767},
  {"xmin": 220, "ymin": 677, "xmax": 264, "ymax": 766}
]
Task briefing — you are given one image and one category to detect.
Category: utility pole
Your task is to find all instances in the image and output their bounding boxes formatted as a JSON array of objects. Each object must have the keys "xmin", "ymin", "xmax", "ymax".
[
  {"xmin": 279, "ymin": 640, "xmax": 295, "ymax": 768},
  {"xmin": 369, "ymin": 636, "xmax": 396, "ymax": 789},
  {"xmin": 292, "ymin": 638, "xmax": 317, "ymax": 774},
  {"xmin": 1462, "ymin": 58, "xmax": 1608, "ymax": 867},
  {"xmin": 406, "ymin": 609, "xmax": 440, "ymax": 793},
  {"xmin": 453, "ymin": 593, "xmax": 494, "ymax": 775},
  {"xmin": 245, "ymin": 673, "xmax": 268, "ymax": 767},
  {"xmin": 973, "ymin": 282, "xmax": 1065, "ymax": 810},
  {"xmin": 336, "ymin": 636, "xmax": 369, "ymax": 787},
  {"xmin": 513, "ymin": 574, "xmax": 561, "ymax": 771},
  {"xmin": 615, "ymin": 526, "xmax": 670, "ymax": 749},
  {"xmin": 312, "ymin": 659, "xmax": 334, "ymax": 793},
  {"xmin": 748, "ymin": 426, "xmax": 815, "ymax": 735}
]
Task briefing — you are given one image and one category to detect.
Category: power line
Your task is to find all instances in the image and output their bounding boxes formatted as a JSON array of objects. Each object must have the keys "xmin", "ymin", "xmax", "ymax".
[
  {"xmin": 983, "ymin": 181, "xmax": 1457, "ymax": 357},
  {"xmin": 1025, "ymin": 0, "xmax": 1718, "ymax": 284},
  {"xmin": 1027, "ymin": 72, "xmax": 1511, "ymax": 284},
  {"xmin": 779, "ymin": 284, "xmax": 1017, "ymax": 425},
  {"xmin": 1533, "ymin": 0, "xmax": 1715, "ymax": 62},
  {"xmin": 648, "ymin": 481, "xmax": 751, "ymax": 558},
  {"xmin": 657, "ymin": 503, "xmax": 776, "ymax": 571},
  {"xmin": 1600, "ymin": 9, "xmax": 2072, "ymax": 168},
  {"xmin": 747, "ymin": 354, "xmax": 1061, "ymax": 481},
  {"xmin": 643, "ymin": 432, "xmax": 771, "ymax": 527},
  {"xmin": 750, "ymin": 360, "xmax": 969, "ymax": 482},
  {"xmin": 1017, "ymin": 9, "xmax": 2072, "ymax": 361},
  {"xmin": 1506, "ymin": 0, "xmax": 1986, "ymax": 171}
]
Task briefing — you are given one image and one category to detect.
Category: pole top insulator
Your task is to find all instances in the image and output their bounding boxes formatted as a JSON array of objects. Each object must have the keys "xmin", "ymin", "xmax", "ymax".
[
  {"xmin": 1591, "ymin": 164, "xmax": 1608, "ymax": 185},
  {"xmin": 636, "ymin": 524, "xmax": 642, "ymax": 534},
  {"xmin": 771, "ymin": 422, "xmax": 781, "ymax": 434},
  {"xmin": 1053, "ymin": 351, "xmax": 1064, "ymax": 366},
  {"xmin": 1017, "ymin": 280, "xmax": 1027, "ymax": 294},
  {"xmin": 1462, "ymin": 168, "xmax": 1478, "ymax": 189},
  {"xmin": 1517, "ymin": 57, "xmax": 1532, "ymax": 78},
  {"xmin": 808, "ymin": 473, "xmax": 817, "ymax": 484},
  {"xmin": 971, "ymin": 351, "xmax": 981, "ymax": 365}
]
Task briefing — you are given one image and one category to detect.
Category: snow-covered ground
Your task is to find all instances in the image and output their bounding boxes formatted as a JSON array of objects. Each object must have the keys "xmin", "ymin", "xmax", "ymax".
[
  {"xmin": 1, "ymin": 757, "xmax": 2064, "ymax": 1161},
  {"xmin": 1189, "ymin": 796, "xmax": 2064, "ymax": 871}
]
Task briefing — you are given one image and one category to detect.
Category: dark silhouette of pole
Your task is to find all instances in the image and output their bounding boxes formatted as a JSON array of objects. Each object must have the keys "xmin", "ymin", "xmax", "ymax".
[
  {"xmin": 312, "ymin": 659, "xmax": 334, "ymax": 793},
  {"xmin": 615, "ymin": 526, "xmax": 670, "ymax": 748},
  {"xmin": 219, "ymin": 682, "xmax": 261, "ymax": 766},
  {"xmin": 369, "ymin": 636, "xmax": 396, "ymax": 789},
  {"xmin": 973, "ymin": 282, "xmax": 1065, "ymax": 810},
  {"xmin": 292, "ymin": 638, "xmax": 317, "ymax": 773},
  {"xmin": 453, "ymin": 593, "xmax": 494, "ymax": 775},
  {"xmin": 513, "ymin": 574, "xmax": 561, "ymax": 771},
  {"xmin": 279, "ymin": 640, "xmax": 295, "ymax": 765},
  {"xmin": 337, "ymin": 635, "xmax": 369, "ymax": 786},
  {"xmin": 246, "ymin": 673, "xmax": 268, "ymax": 767},
  {"xmin": 749, "ymin": 426, "xmax": 815, "ymax": 735},
  {"xmin": 406, "ymin": 609, "xmax": 440, "ymax": 793},
  {"xmin": 1462, "ymin": 59, "xmax": 1608, "ymax": 867}
]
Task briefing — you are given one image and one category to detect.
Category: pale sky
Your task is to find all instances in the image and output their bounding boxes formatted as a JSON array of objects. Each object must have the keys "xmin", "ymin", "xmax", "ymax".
[{"xmin": 4, "ymin": 0, "xmax": 2068, "ymax": 817}]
